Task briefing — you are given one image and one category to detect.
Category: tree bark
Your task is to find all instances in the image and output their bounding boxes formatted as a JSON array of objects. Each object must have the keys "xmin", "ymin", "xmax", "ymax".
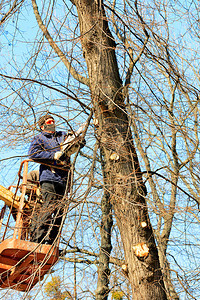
[
  {"xmin": 96, "ymin": 183, "xmax": 113, "ymax": 299},
  {"xmin": 73, "ymin": 0, "xmax": 167, "ymax": 299}
]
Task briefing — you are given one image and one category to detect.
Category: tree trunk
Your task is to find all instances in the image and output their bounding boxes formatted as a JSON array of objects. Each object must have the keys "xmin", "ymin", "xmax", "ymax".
[
  {"xmin": 73, "ymin": 1, "xmax": 167, "ymax": 299},
  {"xmin": 96, "ymin": 182, "xmax": 113, "ymax": 299}
]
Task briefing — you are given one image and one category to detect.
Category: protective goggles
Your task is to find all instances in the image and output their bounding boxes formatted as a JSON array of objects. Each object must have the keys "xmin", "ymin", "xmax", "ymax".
[{"xmin": 45, "ymin": 119, "xmax": 55, "ymax": 125}]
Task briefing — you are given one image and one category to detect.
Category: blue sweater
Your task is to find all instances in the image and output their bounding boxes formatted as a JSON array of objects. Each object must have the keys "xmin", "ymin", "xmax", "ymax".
[{"xmin": 28, "ymin": 131, "xmax": 70, "ymax": 184}]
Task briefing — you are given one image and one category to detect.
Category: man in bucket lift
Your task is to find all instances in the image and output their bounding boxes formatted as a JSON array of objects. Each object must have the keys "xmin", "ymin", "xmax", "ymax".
[{"xmin": 28, "ymin": 113, "xmax": 85, "ymax": 245}]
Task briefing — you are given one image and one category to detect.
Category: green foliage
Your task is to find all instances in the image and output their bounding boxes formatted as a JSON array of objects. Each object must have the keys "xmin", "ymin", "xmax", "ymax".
[
  {"xmin": 111, "ymin": 290, "xmax": 124, "ymax": 300},
  {"xmin": 44, "ymin": 276, "xmax": 73, "ymax": 300}
]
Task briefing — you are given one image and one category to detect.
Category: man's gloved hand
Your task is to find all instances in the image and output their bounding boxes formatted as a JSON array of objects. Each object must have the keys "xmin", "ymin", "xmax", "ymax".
[{"xmin": 54, "ymin": 151, "xmax": 63, "ymax": 160}]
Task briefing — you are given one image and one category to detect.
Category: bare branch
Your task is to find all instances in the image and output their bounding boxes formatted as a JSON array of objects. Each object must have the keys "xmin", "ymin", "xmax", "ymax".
[{"xmin": 31, "ymin": 0, "xmax": 89, "ymax": 86}]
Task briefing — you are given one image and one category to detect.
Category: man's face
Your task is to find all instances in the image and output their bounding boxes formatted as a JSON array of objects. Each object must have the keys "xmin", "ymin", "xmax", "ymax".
[{"xmin": 41, "ymin": 118, "xmax": 55, "ymax": 133}]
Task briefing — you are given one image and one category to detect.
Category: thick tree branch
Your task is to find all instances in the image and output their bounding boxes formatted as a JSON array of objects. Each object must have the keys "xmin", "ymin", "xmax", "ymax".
[{"xmin": 31, "ymin": 0, "xmax": 89, "ymax": 86}]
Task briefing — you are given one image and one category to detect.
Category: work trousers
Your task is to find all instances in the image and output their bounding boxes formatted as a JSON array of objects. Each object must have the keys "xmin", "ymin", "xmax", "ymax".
[{"xmin": 30, "ymin": 181, "xmax": 66, "ymax": 245}]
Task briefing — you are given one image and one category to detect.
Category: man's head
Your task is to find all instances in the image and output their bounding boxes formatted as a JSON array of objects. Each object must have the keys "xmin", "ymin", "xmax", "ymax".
[{"xmin": 38, "ymin": 114, "xmax": 55, "ymax": 133}]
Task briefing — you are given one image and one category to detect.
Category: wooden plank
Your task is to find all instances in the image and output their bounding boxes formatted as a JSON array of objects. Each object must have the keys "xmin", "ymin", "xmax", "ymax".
[
  {"xmin": 0, "ymin": 256, "xmax": 18, "ymax": 267},
  {"xmin": 0, "ymin": 255, "xmax": 34, "ymax": 288},
  {"xmin": 0, "ymin": 263, "xmax": 15, "ymax": 271},
  {"xmin": 2, "ymin": 273, "xmax": 45, "ymax": 292},
  {"xmin": 0, "ymin": 185, "xmax": 20, "ymax": 209},
  {"xmin": 0, "ymin": 239, "xmax": 59, "ymax": 263},
  {"xmin": 0, "ymin": 255, "xmax": 52, "ymax": 272},
  {"xmin": 0, "ymin": 261, "xmax": 49, "ymax": 291},
  {"xmin": 0, "ymin": 239, "xmax": 59, "ymax": 291}
]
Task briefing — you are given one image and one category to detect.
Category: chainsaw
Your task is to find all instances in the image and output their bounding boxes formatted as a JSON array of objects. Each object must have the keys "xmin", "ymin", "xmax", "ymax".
[{"xmin": 59, "ymin": 123, "xmax": 86, "ymax": 161}]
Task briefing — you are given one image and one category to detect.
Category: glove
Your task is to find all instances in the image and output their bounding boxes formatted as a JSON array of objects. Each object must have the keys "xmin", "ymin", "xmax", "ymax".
[{"xmin": 54, "ymin": 151, "xmax": 63, "ymax": 160}]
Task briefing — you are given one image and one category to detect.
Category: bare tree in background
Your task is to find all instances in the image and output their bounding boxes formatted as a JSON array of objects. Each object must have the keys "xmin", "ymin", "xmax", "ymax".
[{"xmin": 0, "ymin": 0, "xmax": 200, "ymax": 299}]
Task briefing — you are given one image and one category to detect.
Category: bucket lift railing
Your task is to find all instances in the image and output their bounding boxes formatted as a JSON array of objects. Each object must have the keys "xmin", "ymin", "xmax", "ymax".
[
  {"xmin": 13, "ymin": 159, "xmax": 28, "ymax": 240},
  {"xmin": 0, "ymin": 158, "xmax": 66, "ymax": 242},
  {"xmin": 0, "ymin": 159, "xmax": 34, "ymax": 242},
  {"xmin": 0, "ymin": 159, "xmax": 60, "ymax": 291}
]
